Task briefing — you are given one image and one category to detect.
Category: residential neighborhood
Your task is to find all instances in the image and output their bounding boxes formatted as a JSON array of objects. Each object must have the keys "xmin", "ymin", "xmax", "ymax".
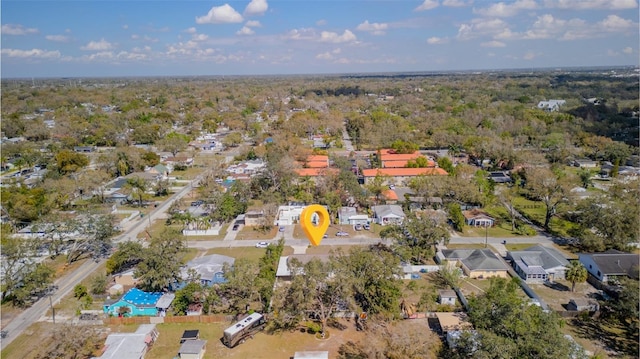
[{"xmin": 1, "ymin": 66, "xmax": 639, "ymax": 359}]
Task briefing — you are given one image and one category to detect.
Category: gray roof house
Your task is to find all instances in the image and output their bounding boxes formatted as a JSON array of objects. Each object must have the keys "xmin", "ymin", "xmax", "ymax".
[
  {"xmin": 507, "ymin": 245, "xmax": 570, "ymax": 283},
  {"xmin": 180, "ymin": 254, "xmax": 235, "ymax": 286},
  {"xmin": 372, "ymin": 204, "xmax": 405, "ymax": 226},
  {"xmin": 578, "ymin": 250, "xmax": 639, "ymax": 284},
  {"xmin": 439, "ymin": 248, "xmax": 509, "ymax": 279}
]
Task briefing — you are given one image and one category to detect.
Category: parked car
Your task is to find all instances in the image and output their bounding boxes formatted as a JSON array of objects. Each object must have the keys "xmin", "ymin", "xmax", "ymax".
[
  {"xmin": 336, "ymin": 231, "xmax": 349, "ymax": 236},
  {"xmin": 232, "ymin": 224, "xmax": 239, "ymax": 231},
  {"xmin": 255, "ymin": 241, "xmax": 269, "ymax": 248},
  {"xmin": 363, "ymin": 223, "xmax": 371, "ymax": 230},
  {"xmin": 278, "ymin": 226, "xmax": 285, "ymax": 232},
  {"xmin": 354, "ymin": 224, "xmax": 363, "ymax": 231},
  {"xmin": 191, "ymin": 200, "xmax": 203, "ymax": 206}
]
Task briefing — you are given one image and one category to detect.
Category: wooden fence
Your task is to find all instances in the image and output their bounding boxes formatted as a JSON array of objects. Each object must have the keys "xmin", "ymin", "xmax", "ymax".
[{"xmin": 104, "ymin": 314, "xmax": 233, "ymax": 325}]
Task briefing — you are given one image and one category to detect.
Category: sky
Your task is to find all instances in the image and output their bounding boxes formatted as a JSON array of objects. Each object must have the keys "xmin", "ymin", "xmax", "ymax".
[{"xmin": 1, "ymin": 0, "xmax": 639, "ymax": 78}]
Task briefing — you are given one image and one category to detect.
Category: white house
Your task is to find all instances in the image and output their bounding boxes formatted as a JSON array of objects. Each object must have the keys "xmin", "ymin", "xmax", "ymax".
[
  {"xmin": 578, "ymin": 250, "xmax": 639, "ymax": 284},
  {"xmin": 372, "ymin": 205, "xmax": 405, "ymax": 226},
  {"xmin": 537, "ymin": 99, "xmax": 566, "ymax": 112}
]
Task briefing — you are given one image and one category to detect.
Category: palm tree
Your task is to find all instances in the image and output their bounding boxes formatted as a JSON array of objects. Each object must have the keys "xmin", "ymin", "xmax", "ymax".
[{"xmin": 565, "ymin": 261, "xmax": 588, "ymax": 292}]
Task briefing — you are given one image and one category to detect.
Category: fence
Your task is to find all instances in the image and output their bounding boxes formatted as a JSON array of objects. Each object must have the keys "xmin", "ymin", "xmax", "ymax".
[{"xmin": 104, "ymin": 314, "xmax": 233, "ymax": 326}]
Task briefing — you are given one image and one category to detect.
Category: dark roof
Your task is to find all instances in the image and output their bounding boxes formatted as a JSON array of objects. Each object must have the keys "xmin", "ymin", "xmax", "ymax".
[
  {"xmin": 181, "ymin": 329, "xmax": 200, "ymax": 340},
  {"xmin": 583, "ymin": 250, "xmax": 639, "ymax": 276},
  {"xmin": 461, "ymin": 249, "xmax": 509, "ymax": 271}
]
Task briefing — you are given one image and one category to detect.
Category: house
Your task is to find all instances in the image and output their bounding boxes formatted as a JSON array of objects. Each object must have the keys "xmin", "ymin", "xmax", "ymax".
[
  {"xmin": 381, "ymin": 189, "xmax": 399, "ymax": 204},
  {"xmin": 147, "ymin": 164, "xmax": 169, "ymax": 177},
  {"xmin": 361, "ymin": 167, "xmax": 447, "ymax": 185},
  {"xmin": 74, "ymin": 146, "xmax": 95, "ymax": 153},
  {"xmin": 567, "ymin": 298, "xmax": 599, "ymax": 312},
  {"xmin": 462, "ymin": 209, "xmax": 494, "ymax": 227},
  {"xmin": 572, "ymin": 159, "xmax": 598, "ymax": 168},
  {"xmin": 177, "ymin": 339, "xmax": 207, "ymax": 359},
  {"xmin": 537, "ymin": 99, "xmax": 566, "ymax": 112},
  {"xmin": 578, "ymin": 250, "xmax": 640, "ymax": 284},
  {"xmin": 93, "ymin": 324, "xmax": 159, "ymax": 359},
  {"xmin": 103, "ymin": 288, "xmax": 174, "ymax": 317},
  {"xmin": 303, "ymin": 155, "xmax": 330, "ymax": 168},
  {"xmin": 439, "ymin": 249, "xmax": 509, "ymax": 279},
  {"xmin": 180, "ymin": 330, "xmax": 200, "ymax": 344},
  {"xmin": 244, "ymin": 210, "xmax": 264, "ymax": 226},
  {"xmin": 276, "ymin": 254, "xmax": 332, "ymax": 281},
  {"xmin": 507, "ymin": 245, "xmax": 570, "ymax": 283},
  {"xmin": 438, "ymin": 290, "xmax": 457, "ymax": 306},
  {"xmin": 489, "ymin": 171, "xmax": 512, "ymax": 183},
  {"xmin": 338, "ymin": 207, "xmax": 369, "ymax": 225},
  {"xmin": 378, "ymin": 149, "xmax": 433, "ymax": 168},
  {"xmin": 372, "ymin": 204, "xmax": 405, "ymax": 226},
  {"xmin": 294, "ymin": 168, "xmax": 339, "ymax": 178},
  {"xmin": 180, "ymin": 254, "xmax": 235, "ymax": 286}
]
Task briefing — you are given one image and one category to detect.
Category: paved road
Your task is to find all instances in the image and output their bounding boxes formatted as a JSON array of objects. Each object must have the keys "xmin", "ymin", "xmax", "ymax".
[{"xmin": 0, "ymin": 177, "xmax": 198, "ymax": 350}]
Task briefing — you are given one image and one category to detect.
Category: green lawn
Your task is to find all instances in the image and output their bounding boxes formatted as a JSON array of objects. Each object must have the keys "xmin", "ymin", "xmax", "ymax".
[{"xmin": 512, "ymin": 196, "xmax": 577, "ymax": 237}]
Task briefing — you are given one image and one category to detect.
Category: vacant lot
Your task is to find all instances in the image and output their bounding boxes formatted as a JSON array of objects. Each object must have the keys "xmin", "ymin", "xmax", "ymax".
[
  {"xmin": 144, "ymin": 319, "xmax": 366, "ymax": 359},
  {"xmin": 529, "ymin": 279, "xmax": 599, "ymax": 311}
]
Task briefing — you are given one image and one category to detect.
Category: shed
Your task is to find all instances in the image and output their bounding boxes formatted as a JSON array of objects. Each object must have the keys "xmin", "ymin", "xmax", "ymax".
[
  {"xmin": 177, "ymin": 339, "xmax": 206, "ymax": 359},
  {"xmin": 293, "ymin": 352, "xmax": 329, "ymax": 359},
  {"xmin": 567, "ymin": 298, "xmax": 599, "ymax": 312},
  {"xmin": 438, "ymin": 290, "xmax": 457, "ymax": 305},
  {"xmin": 434, "ymin": 312, "xmax": 473, "ymax": 333}
]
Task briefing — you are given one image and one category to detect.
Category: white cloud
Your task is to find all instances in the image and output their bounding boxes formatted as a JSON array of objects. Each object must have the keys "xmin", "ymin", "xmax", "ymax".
[
  {"xmin": 481, "ymin": 40, "xmax": 506, "ymax": 47},
  {"xmin": 1, "ymin": 24, "xmax": 38, "ymax": 35},
  {"xmin": 236, "ymin": 26, "xmax": 255, "ymax": 36},
  {"xmin": 1, "ymin": 48, "xmax": 60, "ymax": 58},
  {"xmin": 623, "ymin": 46, "xmax": 633, "ymax": 54},
  {"xmin": 543, "ymin": 0, "xmax": 638, "ymax": 10},
  {"xmin": 316, "ymin": 51, "xmax": 334, "ymax": 60},
  {"xmin": 316, "ymin": 19, "xmax": 327, "ymax": 26},
  {"xmin": 286, "ymin": 28, "xmax": 316, "ymax": 41},
  {"xmin": 443, "ymin": 0, "xmax": 470, "ymax": 6},
  {"xmin": 81, "ymin": 39, "xmax": 114, "ymax": 51},
  {"xmin": 415, "ymin": 0, "xmax": 439, "ymax": 11},
  {"xmin": 523, "ymin": 51, "xmax": 537, "ymax": 60},
  {"xmin": 356, "ymin": 20, "xmax": 388, "ymax": 35},
  {"xmin": 598, "ymin": 15, "xmax": 635, "ymax": 32},
  {"xmin": 457, "ymin": 18, "xmax": 510, "ymax": 40},
  {"xmin": 185, "ymin": 27, "xmax": 197, "ymax": 34},
  {"xmin": 427, "ymin": 36, "xmax": 449, "ymax": 44},
  {"xmin": 319, "ymin": 30, "xmax": 357, "ymax": 43},
  {"xmin": 474, "ymin": 0, "xmax": 537, "ymax": 17},
  {"xmin": 607, "ymin": 49, "xmax": 619, "ymax": 56},
  {"xmin": 244, "ymin": 0, "xmax": 268, "ymax": 16},
  {"xmin": 122, "ymin": 25, "xmax": 129, "ymax": 30},
  {"xmin": 192, "ymin": 33, "xmax": 209, "ymax": 41},
  {"xmin": 196, "ymin": 4, "xmax": 243, "ymax": 24},
  {"xmin": 45, "ymin": 35, "xmax": 70, "ymax": 42},
  {"xmin": 246, "ymin": 20, "xmax": 262, "ymax": 27}
]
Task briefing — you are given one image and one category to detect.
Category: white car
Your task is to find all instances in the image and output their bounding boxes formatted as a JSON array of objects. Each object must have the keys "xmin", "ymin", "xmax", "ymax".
[
  {"xmin": 336, "ymin": 231, "xmax": 349, "ymax": 237},
  {"xmin": 255, "ymin": 241, "xmax": 269, "ymax": 248}
]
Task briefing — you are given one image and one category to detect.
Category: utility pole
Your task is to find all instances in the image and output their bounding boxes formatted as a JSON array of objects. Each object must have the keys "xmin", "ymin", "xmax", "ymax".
[
  {"xmin": 484, "ymin": 223, "xmax": 488, "ymax": 248},
  {"xmin": 48, "ymin": 287, "xmax": 55, "ymax": 324}
]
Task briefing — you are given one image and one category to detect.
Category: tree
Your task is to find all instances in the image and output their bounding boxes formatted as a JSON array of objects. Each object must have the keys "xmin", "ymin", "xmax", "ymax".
[
  {"xmin": 54, "ymin": 149, "xmax": 89, "ymax": 175},
  {"xmin": 393, "ymin": 212, "xmax": 450, "ymax": 264},
  {"xmin": 523, "ymin": 167, "xmax": 574, "ymax": 228},
  {"xmin": 223, "ymin": 132, "xmax": 243, "ymax": 147},
  {"xmin": 577, "ymin": 168, "xmax": 592, "ymax": 189},
  {"xmin": 464, "ymin": 277, "xmax": 578, "ymax": 359},
  {"xmin": 173, "ymin": 282, "xmax": 202, "ymax": 315},
  {"xmin": 125, "ymin": 176, "xmax": 149, "ymax": 206},
  {"xmin": 447, "ymin": 203, "xmax": 465, "ymax": 232},
  {"xmin": 157, "ymin": 131, "xmax": 190, "ymax": 156},
  {"xmin": 607, "ymin": 277, "xmax": 640, "ymax": 337},
  {"xmin": 437, "ymin": 156, "xmax": 455, "ymax": 174},
  {"xmin": 64, "ymin": 214, "xmax": 116, "ymax": 264},
  {"xmin": 106, "ymin": 241, "xmax": 145, "ymax": 274},
  {"xmin": 5, "ymin": 262, "xmax": 54, "ymax": 307},
  {"xmin": 219, "ymin": 258, "xmax": 265, "ymax": 314},
  {"xmin": 34, "ymin": 324, "xmax": 104, "ymax": 359},
  {"xmin": 565, "ymin": 261, "xmax": 588, "ymax": 292},
  {"xmin": 135, "ymin": 228, "xmax": 186, "ymax": 292}
]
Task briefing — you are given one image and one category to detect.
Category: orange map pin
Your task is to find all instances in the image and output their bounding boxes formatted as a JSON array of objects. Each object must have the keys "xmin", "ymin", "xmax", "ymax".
[{"xmin": 300, "ymin": 204, "xmax": 330, "ymax": 246}]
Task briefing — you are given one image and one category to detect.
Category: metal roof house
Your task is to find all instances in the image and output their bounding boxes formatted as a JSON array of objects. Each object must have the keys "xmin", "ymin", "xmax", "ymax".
[
  {"xmin": 92, "ymin": 324, "xmax": 159, "ymax": 359},
  {"xmin": 103, "ymin": 288, "xmax": 174, "ymax": 317},
  {"xmin": 507, "ymin": 245, "xmax": 570, "ymax": 283}
]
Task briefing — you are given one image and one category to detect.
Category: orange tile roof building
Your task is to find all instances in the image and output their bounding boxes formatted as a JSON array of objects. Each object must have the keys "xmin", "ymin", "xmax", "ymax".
[
  {"xmin": 294, "ymin": 168, "xmax": 339, "ymax": 177},
  {"xmin": 304, "ymin": 155, "xmax": 329, "ymax": 168},
  {"xmin": 378, "ymin": 149, "xmax": 434, "ymax": 168},
  {"xmin": 362, "ymin": 167, "xmax": 448, "ymax": 185}
]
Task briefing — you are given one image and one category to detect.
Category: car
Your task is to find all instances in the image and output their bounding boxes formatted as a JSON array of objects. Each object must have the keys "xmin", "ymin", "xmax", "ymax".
[
  {"xmin": 323, "ymin": 234, "xmax": 328, "ymax": 238},
  {"xmin": 190, "ymin": 200, "xmax": 203, "ymax": 206},
  {"xmin": 388, "ymin": 184, "xmax": 395, "ymax": 189},
  {"xmin": 336, "ymin": 231, "xmax": 349, "ymax": 236},
  {"xmin": 363, "ymin": 223, "xmax": 371, "ymax": 230},
  {"xmin": 354, "ymin": 224, "xmax": 363, "ymax": 231},
  {"xmin": 232, "ymin": 224, "xmax": 239, "ymax": 231},
  {"xmin": 255, "ymin": 241, "xmax": 269, "ymax": 248},
  {"xmin": 278, "ymin": 226, "xmax": 285, "ymax": 232}
]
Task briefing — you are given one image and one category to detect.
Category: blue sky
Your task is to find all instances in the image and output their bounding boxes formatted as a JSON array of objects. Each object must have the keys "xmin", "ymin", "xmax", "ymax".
[{"xmin": 1, "ymin": 0, "xmax": 638, "ymax": 78}]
